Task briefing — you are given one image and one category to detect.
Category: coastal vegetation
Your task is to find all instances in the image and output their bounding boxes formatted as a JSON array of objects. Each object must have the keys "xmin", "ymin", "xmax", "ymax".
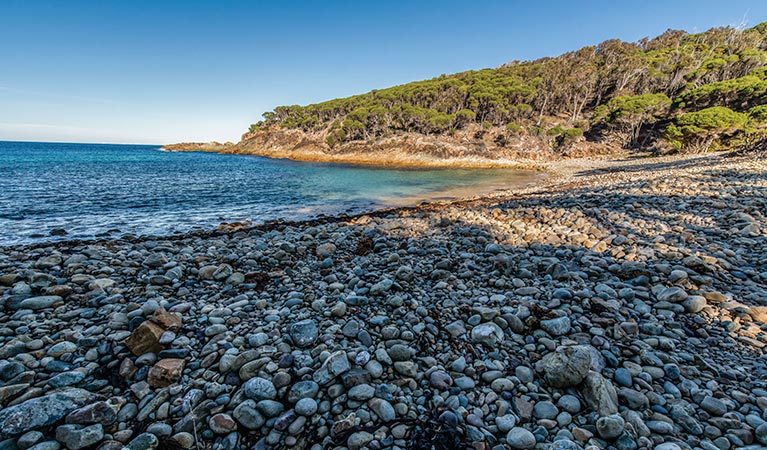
[{"xmin": 246, "ymin": 23, "xmax": 767, "ymax": 155}]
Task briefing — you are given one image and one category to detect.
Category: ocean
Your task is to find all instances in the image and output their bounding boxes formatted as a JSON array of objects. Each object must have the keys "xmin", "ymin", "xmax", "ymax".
[{"xmin": 0, "ymin": 141, "xmax": 538, "ymax": 245}]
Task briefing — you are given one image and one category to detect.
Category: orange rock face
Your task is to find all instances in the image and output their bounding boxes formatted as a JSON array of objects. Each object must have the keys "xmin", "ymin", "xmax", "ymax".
[
  {"xmin": 122, "ymin": 307, "xmax": 182, "ymax": 356},
  {"xmin": 123, "ymin": 321, "xmax": 165, "ymax": 356},
  {"xmin": 147, "ymin": 358, "xmax": 185, "ymax": 387},
  {"xmin": 149, "ymin": 307, "xmax": 182, "ymax": 330}
]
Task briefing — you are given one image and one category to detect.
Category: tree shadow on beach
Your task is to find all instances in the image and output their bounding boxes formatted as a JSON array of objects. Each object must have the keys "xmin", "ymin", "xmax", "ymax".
[
  {"xmin": 294, "ymin": 164, "xmax": 767, "ymax": 448},
  {"xmin": 573, "ymin": 153, "xmax": 731, "ymax": 178}
]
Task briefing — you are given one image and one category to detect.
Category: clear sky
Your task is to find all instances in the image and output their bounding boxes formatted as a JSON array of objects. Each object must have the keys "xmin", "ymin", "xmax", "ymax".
[{"xmin": 3, "ymin": 0, "xmax": 767, "ymax": 144}]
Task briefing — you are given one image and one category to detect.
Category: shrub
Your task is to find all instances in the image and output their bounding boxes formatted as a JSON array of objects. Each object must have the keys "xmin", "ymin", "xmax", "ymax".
[
  {"xmin": 547, "ymin": 125, "xmax": 565, "ymax": 136},
  {"xmin": 748, "ymin": 104, "xmax": 767, "ymax": 123},
  {"xmin": 664, "ymin": 106, "xmax": 749, "ymax": 151},
  {"xmin": 506, "ymin": 122, "xmax": 523, "ymax": 134}
]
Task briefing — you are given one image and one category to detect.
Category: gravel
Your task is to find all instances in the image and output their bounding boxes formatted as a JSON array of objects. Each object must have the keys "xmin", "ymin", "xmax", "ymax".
[{"xmin": 0, "ymin": 153, "xmax": 765, "ymax": 449}]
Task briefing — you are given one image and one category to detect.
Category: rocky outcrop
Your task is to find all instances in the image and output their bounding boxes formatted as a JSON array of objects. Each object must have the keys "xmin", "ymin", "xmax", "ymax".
[
  {"xmin": 162, "ymin": 141, "xmax": 234, "ymax": 152},
  {"xmin": 223, "ymin": 126, "xmax": 563, "ymax": 167}
]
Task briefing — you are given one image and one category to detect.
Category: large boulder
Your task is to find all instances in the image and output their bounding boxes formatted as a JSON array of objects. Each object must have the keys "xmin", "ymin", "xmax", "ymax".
[
  {"xmin": 0, "ymin": 388, "xmax": 102, "ymax": 439},
  {"xmin": 542, "ymin": 346, "xmax": 592, "ymax": 388}
]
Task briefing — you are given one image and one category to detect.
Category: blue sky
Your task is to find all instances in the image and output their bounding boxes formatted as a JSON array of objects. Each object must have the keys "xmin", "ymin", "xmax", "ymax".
[{"xmin": 2, "ymin": 0, "xmax": 767, "ymax": 144}]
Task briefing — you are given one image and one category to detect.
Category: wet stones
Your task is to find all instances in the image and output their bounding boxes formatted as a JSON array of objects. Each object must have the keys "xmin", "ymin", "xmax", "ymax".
[
  {"xmin": 287, "ymin": 381, "xmax": 319, "ymax": 403},
  {"xmin": 0, "ymin": 155, "xmax": 766, "ymax": 450},
  {"xmin": 699, "ymin": 395, "xmax": 727, "ymax": 416},
  {"xmin": 429, "ymin": 370, "xmax": 453, "ymax": 390},
  {"xmin": 232, "ymin": 401, "xmax": 266, "ymax": 430},
  {"xmin": 315, "ymin": 243, "xmax": 337, "ymax": 258},
  {"xmin": 294, "ymin": 398, "xmax": 318, "ymax": 416},
  {"xmin": 313, "ymin": 351, "xmax": 350, "ymax": 385},
  {"xmin": 347, "ymin": 384, "xmax": 375, "ymax": 401},
  {"xmin": 208, "ymin": 414, "xmax": 237, "ymax": 434},
  {"xmin": 657, "ymin": 286, "xmax": 688, "ymax": 303}
]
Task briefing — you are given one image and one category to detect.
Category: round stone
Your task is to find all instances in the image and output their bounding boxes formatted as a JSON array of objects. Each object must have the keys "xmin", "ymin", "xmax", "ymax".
[
  {"xmin": 653, "ymin": 444, "xmax": 681, "ymax": 450},
  {"xmin": 495, "ymin": 414, "xmax": 517, "ymax": 432},
  {"xmin": 232, "ymin": 400, "xmax": 265, "ymax": 429},
  {"xmin": 347, "ymin": 431, "xmax": 373, "ymax": 450},
  {"xmin": 596, "ymin": 414, "xmax": 625, "ymax": 439},
  {"xmin": 657, "ymin": 287, "xmax": 688, "ymax": 303},
  {"xmin": 755, "ymin": 423, "xmax": 767, "ymax": 445},
  {"xmin": 370, "ymin": 398, "xmax": 395, "ymax": 421},
  {"xmin": 614, "ymin": 368, "xmax": 632, "ymax": 387},
  {"xmin": 682, "ymin": 296, "xmax": 707, "ymax": 313},
  {"xmin": 255, "ymin": 400, "xmax": 284, "ymax": 418},
  {"xmin": 20, "ymin": 296, "xmax": 62, "ymax": 310},
  {"xmin": 429, "ymin": 370, "xmax": 452, "ymax": 390},
  {"xmin": 242, "ymin": 377, "xmax": 276, "ymax": 400},
  {"xmin": 208, "ymin": 414, "xmax": 236, "ymax": 434},
  {"xmin": 506, "ymin": 427, "xmax": 536, "ymax": 449},
  {"xmin": 172, "ymin": 433, "xmax": 194, "ymax": 449},
  {"xmin": 295, "ymin": 398, "xmax": 318, "ymax": 416},
  {"xmin": 289, "ymin": 319, "xmax": 318, "ymax": 348},
  {"xmin": 287, "ymin": 380, "xmax": 319, "ymax": 403},
  {"xmin": 700, "ymin": 395, "xmax": 727, "ymax": 416},
  {"xmin": 515, "ymin": 366, "xmax": 534, "ymax": 384},
  {"xmin": 533, "ymin": 401, "xmax": 558, "ymax": 419},
  {"xmin": 557, "ymin": 395, "xmax": 581, "ymax": 414},
  {"xmin": 348, "ymin": 384, "xmax": 375, "ymax": 401},
  {"xmin": 126, "ymin": 433, "xmax": 158, "ymax": 450}
]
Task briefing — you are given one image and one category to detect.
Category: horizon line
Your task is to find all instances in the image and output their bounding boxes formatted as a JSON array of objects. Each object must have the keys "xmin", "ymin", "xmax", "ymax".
[{"xmin": 0, "ymin": 138, "xmax": 163, "ymax": 146}]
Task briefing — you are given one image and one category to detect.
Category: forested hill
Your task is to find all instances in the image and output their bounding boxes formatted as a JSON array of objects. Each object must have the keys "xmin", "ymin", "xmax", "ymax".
[{"xmin": 234, "ymin": 24, "xmax": 767, "ymax": 164}]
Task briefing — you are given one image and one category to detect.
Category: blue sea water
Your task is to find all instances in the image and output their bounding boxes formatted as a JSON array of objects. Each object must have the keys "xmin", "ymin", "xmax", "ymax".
[{"xmin": 0, "ymin": 141, "xmax": 538, "ymax": 245}]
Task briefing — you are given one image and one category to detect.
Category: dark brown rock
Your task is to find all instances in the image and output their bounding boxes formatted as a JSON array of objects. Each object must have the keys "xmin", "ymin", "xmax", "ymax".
[{"xmin": 147, "ymin": 359, "xmax": 185, "ymax": 388}]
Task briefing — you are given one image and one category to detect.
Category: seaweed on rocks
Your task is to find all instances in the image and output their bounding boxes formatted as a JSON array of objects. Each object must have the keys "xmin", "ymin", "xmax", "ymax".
[
  {"xmin": 407, "ymin": 409, "xmax": 470, "ymax": 450},
  {"xmin": 320, "ymin": 408, "xmax": 469, "ymax": 450},
  {"xmin": 353, "ymin": 236, "xmax": 374, "ymax": 256},
  {"xmin": 245, "ymin": 271, "xmax": 270, "ymax": 291},
  {"xmin": 157, "ymin": 436, "xmax": 185, "ymax": 450},
  {"xmin": 92, "ymin": 358, "xmax": 128, "ymax": 391}
]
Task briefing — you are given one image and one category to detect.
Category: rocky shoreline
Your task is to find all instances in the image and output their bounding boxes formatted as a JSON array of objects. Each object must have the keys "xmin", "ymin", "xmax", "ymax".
[
  {"xmin": 1, "ymin": 153, "xmax": 766, "ymax": 450},
  {"xmin": 164, "ymin": 128, "xmax": 588, "ymax": 169}
]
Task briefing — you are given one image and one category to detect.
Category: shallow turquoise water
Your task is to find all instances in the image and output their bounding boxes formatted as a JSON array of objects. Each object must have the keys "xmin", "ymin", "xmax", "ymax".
[{"xmin": 0, "ymin": 141, "xmax": 537, "ymax": 245}]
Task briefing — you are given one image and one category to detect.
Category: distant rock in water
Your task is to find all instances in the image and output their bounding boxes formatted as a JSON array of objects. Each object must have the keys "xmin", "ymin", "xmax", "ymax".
[{"xmin": 161, "ymin": 141, "xmax": 234, "ymax": 152}]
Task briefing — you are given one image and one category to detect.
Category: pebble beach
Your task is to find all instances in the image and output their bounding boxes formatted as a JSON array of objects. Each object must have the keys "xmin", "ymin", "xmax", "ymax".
[{"xmin": 0, "ymin": 153, "xmax": 766, "ymax": 450}]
